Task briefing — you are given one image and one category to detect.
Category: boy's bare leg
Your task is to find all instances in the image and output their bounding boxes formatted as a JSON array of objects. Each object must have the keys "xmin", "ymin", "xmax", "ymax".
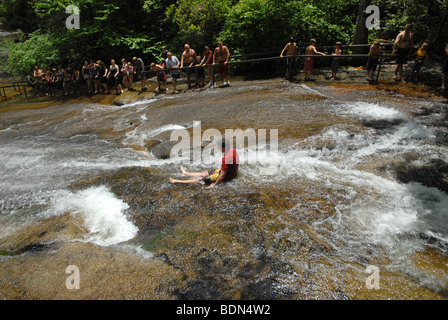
[
  {"xmin": 170, "ymin": 177, "xmax": 202, "ymax": 185},
  {"xmin": 180, "ymin": 165, "xmax": 209, "ymax": 177}
]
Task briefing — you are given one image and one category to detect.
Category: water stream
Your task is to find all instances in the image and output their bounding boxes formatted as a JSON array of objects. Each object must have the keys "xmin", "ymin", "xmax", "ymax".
[{"xmin": 0, "ymin": 79, "xmax": 447, "ymax": 299}]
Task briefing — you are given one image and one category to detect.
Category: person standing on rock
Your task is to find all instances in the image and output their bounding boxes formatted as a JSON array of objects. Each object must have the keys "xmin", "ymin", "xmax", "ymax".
[
  {"xmin": 181, "ymin": 43, "xmax": 198, "ymax": 89},
  {"xmin": 200, "ymin": 46, "xmax": 214, "ymax": 87},
  {"xmin": 304, "ymin": 39, "xmax": 326, "ymax": 81},
  {"xmin": 442, "ymin": 43, "xmax": 448, "ymax": 90},
  {"xmin": 213, "ymin": 41, "xmax": 231, "ymax": 87},
  {"xmin": 366, "ymin": 41, "xmax": 383, "ymax": 81},
  {"xmin": 169, "ymin": 139, "xmax": 239, "ymax": 189},
  {"xmin": 33, "ymin": 65, "xmax": 44, "ymax": 96},
  {"xmin": 391, "ymin": 23, "xmax": 414, "ymax": 83},
  {"xmin": 280, "ymin": 37, "xmax": 298, "ymax": 80},
  {"xmin": 133, "ymin": 56, "xmax": 147, "ymax": 92},
  {"xmin": 165, "ymin": 52, "xmax": 181, "ymax": 93},
  {"xmin": 150, "ymin": 62, "xmax": 168, "ymax": 92}
]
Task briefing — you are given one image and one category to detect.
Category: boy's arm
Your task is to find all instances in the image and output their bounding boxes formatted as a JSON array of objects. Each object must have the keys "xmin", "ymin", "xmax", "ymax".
[
  {"xmin": 280, "ymin": 44, "xmax": 288, "ymax": 56},
  {"xmin": 313, "ymin": 46, "xmax": 326, "ymax": 55}
]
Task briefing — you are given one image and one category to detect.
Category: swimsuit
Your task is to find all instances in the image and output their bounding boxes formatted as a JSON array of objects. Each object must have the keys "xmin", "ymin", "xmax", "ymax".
[
  {"xmin": 89, "ymin": 66, "xmax": 98, "ymax": 77},
  {"xmin": 99, "ymin": 66, "xmax": 108, "ymax": 83},
  {"xmin": 157, "ymin": 70, "xmax": 166, "ymax": 82},
  {"xmin": 203, "ymin": 169, "xmax": 220, "ymax": 185},
  {"xmin": 83, "ymin": 67, "xmax": 91, "ymax": 79},
  {"xmin": 396, "ymin": 47, "xmax": 410, "ymax": 65},
  {"xmin": 216, "ymin": 48, "xmax": 229, "ymax": 75},
  {"xmin": 217, "ymin": 60, "xmax": 229, "ymax": 75},
  {"xmin": 367, "ymin": 56, "xmax": 380, "ymax": 71},
  {"xmin": 304, "ymin": 57, "xmax": 314, "ymax": 71},
  {"xmin": 109, "ymin": 65, "xmax": 122, "ymax": 85}
]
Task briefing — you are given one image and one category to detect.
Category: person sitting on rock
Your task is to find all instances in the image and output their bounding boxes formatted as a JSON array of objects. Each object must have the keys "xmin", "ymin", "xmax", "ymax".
[{"xmin": 169, "ymin": 139, "xmax": 239, "ymax": 189}]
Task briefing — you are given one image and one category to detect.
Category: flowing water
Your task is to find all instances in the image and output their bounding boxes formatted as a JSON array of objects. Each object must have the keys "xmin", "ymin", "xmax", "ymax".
[{"xmin": 0, "ymin": 79, "xmax": 447, "ymax": 299}]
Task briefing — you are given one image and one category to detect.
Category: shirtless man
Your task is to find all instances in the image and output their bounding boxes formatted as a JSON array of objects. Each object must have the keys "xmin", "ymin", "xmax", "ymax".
[
  {"xmin": 304, "ymin": 39, "xmax": 326, "ymax": 81},
  {"xmin": 442, "ymin": 43, "xmax": 448, "ymax": 90},
  {"xmin": 280, "ymin": 37, "xmax": 298, "ymax": 80},
  {"xmin": 391, "ymin": 23, "xmax": 414, "ymax": 83},
  {"xmin": 181, "ymin": 43, "xmax": 198, "ymax": 88},
  {"xmin": 213, "ymin": 41, "xmax": 230, "ymax": 86},
  {"xmin": 33, "ymin": 65, "xmax": 44, "ymax": 95}
]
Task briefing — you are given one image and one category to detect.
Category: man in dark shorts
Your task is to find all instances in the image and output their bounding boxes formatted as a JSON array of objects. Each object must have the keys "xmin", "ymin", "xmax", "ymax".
[
  {"xmin": 165, "ymin": 52, "xmax": 181, "ymax": 92},
  {"xmin": 280, "ymin": 37, "xmax": 298, "ymax": 80},
  {"xmin": 133, "ymin": 57, "xmax": 147, "ymax": 91},
  {"xmin": 442, "ymin": 43, "xmax": 448, "ymax": 90},
  {"xmin": 391, "ymin": 23, "xmax": 414, "ymax": 83},
  {"xmin": 181, "ymin": 43, "xmax": 198, "ymax": 88},
  {"xmin": 366, "ymin": 41, "xmax": 382, "ymax": 81},
  {"xmin": 169, "ymin": 139, "xmax": 239, "ymax": 189}
]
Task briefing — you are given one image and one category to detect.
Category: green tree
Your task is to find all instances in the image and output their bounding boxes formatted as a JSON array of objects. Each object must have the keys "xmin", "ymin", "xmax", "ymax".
[
  {"xmin": 1, "ymin": 31, "xmax": 61, "ymax": 75},
  {"xmin": 219, "ymin": 0, "xmax": 293, "ymax": 55},
  {"xmin": 165, "ymin": 0, "xmax": 231, "ymax": 52}
]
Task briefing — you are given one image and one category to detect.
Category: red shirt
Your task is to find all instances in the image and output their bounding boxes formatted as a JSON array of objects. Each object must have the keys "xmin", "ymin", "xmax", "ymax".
[
  {"xmin": 204, "ymin": 50, "xmax": 213, "ymax": 64},
  {"xmin": 221, "ymin": 147, "xmax": 239, "ymax": 181}
]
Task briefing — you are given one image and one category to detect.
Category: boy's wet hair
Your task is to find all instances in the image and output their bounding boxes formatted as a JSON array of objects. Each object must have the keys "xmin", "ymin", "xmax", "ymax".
[
  {"xmin": 310, "ymin": 39, "xmax": 317, "ymax": 44},
  {"xmin": 335, "ymin": 41, "xmax": 342, "ymax": 46}
]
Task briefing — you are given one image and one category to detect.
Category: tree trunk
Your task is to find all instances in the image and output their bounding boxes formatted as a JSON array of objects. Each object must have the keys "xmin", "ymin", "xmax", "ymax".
[
  {"xmin": 352, "ymin": 0, "xmax": 372, "ymax": 55},
  {"xmin": 432, "ymin": 7, "xmax": 448, "ymax": 45}
]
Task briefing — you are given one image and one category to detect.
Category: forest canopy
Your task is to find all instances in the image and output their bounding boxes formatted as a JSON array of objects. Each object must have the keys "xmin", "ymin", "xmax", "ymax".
[{"xmin": 0, "ymin": 0, "xmax": 447, "ymax": 75}]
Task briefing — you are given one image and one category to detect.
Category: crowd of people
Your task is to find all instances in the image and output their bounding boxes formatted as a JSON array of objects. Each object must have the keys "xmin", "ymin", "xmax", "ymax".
[
  {"xmin": 27, "ymin": 56, "xmax": 148, "ymax": 97},
  {"xmin": 283, "ymin": 23, "xmax": 448, "ymax": 88},
  {"xmin": 24, "ymin": 25, "xmax": 448, "ymax": 98},
  {"xmin": 25, "ymin": 41, "xmax": 231, "ymax": 97}
]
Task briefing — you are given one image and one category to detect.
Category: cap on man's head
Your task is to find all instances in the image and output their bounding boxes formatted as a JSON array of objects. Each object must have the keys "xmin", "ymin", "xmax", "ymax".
[{"xmin": 310, "ymin": 39, "xmax": 317, "ymax": 44}]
